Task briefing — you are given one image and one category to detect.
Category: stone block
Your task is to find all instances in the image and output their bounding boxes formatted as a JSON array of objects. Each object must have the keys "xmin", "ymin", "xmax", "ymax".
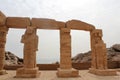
[
  {"xmin": 57, "ymin": 68, "xmax": 79, "ymax": 77},
  {"xmin": 89, "ymin": 68, "xmax": 117, "ymax": 76},
  {"xmin": 6, "ymin": 17, "xmax": 30, "ymax": 28},
  {"xmin": 60, "ymin": 64, "xmax": 71, "ymax": 69},
  {"xmin": 15, "ymin": 67, "xmax": 40, "ymax": 78},
  {"xmin": 66, "ymin": 20, "xmax": 95, "ymax": 31},
  {"xmin": 0, "ymin": 70, "xmax": 7, "ymax": 75},
  {"xmin": 0, "ymin": 11, "xmax": 6, "ymax": 26},
  {"xmin": 57, "ymin": 21, "xmax": 65, "ymax": 28},
  {"xmin": 60, "ymin": 28, "xmax": 70, "ymax": 33},
  {"xmin": 60, "ymin": 49, "xmax": 71, "ymax": 54},
  {"xmin": 32, "ymin": 18, "xmax": 62, "ymax": 29}
]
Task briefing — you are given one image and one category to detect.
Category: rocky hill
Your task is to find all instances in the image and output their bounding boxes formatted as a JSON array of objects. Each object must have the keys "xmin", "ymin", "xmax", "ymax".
[
  {"xmin": 4, "ymin": 44, "xmax": 120, "ymax": 65},
  {"xmin": 5, "ymin": 51, "xmax": 23, "ymax": 65},
  {"xmin": 72, "ymin": 44, "xmax": 120, "ymax": 63}
]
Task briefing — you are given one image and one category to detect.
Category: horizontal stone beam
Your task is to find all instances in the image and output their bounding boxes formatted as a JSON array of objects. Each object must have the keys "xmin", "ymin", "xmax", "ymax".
[
  {"xmin": 66, "ymin": 20, "xmax": 95, "ymax": 31},
  {"xmin": 31, "ymin": 18, "xmax": 65, "ymax": 29},
  {"xmin": 6, "ymin": 17, "xmax": 31, "ymax": 28},
  {"xmin": 0, "ymin": 11, "xmax": 6, "ymax": 26}
]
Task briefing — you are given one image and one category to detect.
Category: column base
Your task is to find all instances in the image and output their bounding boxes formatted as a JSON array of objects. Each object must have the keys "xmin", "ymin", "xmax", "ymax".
[
  {"xmin": 15, "ymin": 67, "xmax": 40, "ymax": 78},
  {"xmin": 89, "ymin": 68, "xmax": 117, "ymax": 76},
  {"xmin": 57, "ymin": 68, "xmax": 79, "ymax": 77},
  {"xmin": 0, "ymin": 70, "xmax": 7, "ymax": 75}
]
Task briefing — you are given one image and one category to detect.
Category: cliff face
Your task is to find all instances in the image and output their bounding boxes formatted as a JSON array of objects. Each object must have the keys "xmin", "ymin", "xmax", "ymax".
[
  {"xmin": 72, "ymin": 44, "xmax": 120, "ymax": 63},
  {"xmin": 5, "ymin": 51, "xmax": 23, "ymax": 65}
]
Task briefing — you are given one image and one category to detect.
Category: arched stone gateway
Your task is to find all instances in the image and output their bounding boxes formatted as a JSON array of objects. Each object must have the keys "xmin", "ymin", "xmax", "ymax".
[{"xmin": 0, "ymin": 11, "xmax": 118, "ymax": 78}]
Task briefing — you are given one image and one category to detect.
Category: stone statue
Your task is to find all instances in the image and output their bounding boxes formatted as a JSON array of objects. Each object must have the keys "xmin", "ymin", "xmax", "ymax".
[
  {"xmin": 21, "ymin": 26, "xmax": 38, "ymax": 68},
  {"xmin": 94, "ymin": 30, "xmax": 107, "ymax": 69}
]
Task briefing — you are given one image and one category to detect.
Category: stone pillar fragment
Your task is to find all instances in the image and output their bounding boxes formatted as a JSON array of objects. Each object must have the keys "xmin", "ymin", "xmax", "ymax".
[
  {"xmin": 91, "ymin": 29, "xmax": 107, "ymax": 69},
  {"xmin": 16, "ymin": 26, "xmax": 40, "ymax": 78},
  {"xmin": 57, "ymin": 28, "xmax": 79, "ymax": 77},
  {"xmin": 89, "ymin": 29, "xmax": 116, "ymax": 76}
]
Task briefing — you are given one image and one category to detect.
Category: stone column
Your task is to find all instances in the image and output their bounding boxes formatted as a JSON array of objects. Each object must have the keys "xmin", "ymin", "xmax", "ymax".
[
  {"xmin": 90, "ymin": 31, "xmax": 97, "ymax": 69},
  {"xmin": 0, "ymin": 11, "xmax": 8, "ymax": 75},
  {"xmin": 0, "ymin": 26, "xmax": 8, "ymax": 75},
  {"xmin": 16, "ymin": 26, "xmax": 40, "ymax": 78},
  {"xmin": 89, "ymin": 29, "xmax": 116, "ymax": 76},
  {"xmin": 57, "ymin": 28, "xmax": 79, "ymax": 77}
]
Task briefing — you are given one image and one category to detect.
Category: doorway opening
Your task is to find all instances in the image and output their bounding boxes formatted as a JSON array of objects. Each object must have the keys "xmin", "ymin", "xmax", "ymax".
[
  {"xmin": 6, "ymin": 29, "xmax": 25, "ymax": 59},
  {"xmin": 37, "ymin": 30, "xmax": 60, "ymax": 64},
  {"xmin": 71, "ymin": 30, "xmax": 90, "ymax": 62}
]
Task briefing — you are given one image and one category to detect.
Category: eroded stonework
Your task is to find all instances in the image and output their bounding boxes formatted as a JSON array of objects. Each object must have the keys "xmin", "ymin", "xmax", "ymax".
[
  {"xmin": 16, "ymin": 26, "xmax": 40, "ymax": 78},
  {"xmin": 0, "ymin": 11, "xmax": 118, "ymax": 78}
]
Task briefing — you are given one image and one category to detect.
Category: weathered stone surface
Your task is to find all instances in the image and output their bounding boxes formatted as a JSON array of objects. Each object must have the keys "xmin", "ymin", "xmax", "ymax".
[
  {"xmin": 0, "ymin": 11, "xmax": 6, "ymax": 26},
  {"xmin": 5, "ymin": 51, "xmax": 23, "ymax": 65},
  {"xmin": 6, "ymin": 17, "xmax": 30, "ymax": 28},
  {"xmin": 57, "ymin": 28, "xmax": 79, "ymax": 77},
  {"xmin": 112, "ymin": 44, "xmax": 120, "ymax": 52},
  {"xmin": 57, "ymin": 68, "xmax": 79, "ymax": 77},
  {"xmin": 32, "ymin": 18, "xmax": 64, "ymax": 29},
  {"xmin": 89, "ymin": 68, "xmax": 117, "ymax": 76},
  {"xmin": 0, "ymin": 26, "xmax": 8, "ymax": 75},
  {"xmin": 16, "ymin": 26, "xmax": 40, "ymax": 78},
  {"xmin": 57, "ymin": 21, "xmax": 65, "ymax": 28},
  {"xmin": 0, "ymin": 11, "xmax": 110, "ymax": 77},
  {"xmin": 66, "ymin": 20, "xmax": 95, "ymax": 31},
  {"xmin": 16, "ymin": 67, "xmax": 40, "ymax": 78},
  {"xmin": 72, "ymin": 44, "xmax": 120, "ymax": 63}
]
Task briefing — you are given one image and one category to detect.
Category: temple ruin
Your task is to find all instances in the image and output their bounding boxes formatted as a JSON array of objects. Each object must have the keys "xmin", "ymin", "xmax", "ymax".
[{"xmin": 0, "ymin": 11, "xmax": 118, "ymax": 78}]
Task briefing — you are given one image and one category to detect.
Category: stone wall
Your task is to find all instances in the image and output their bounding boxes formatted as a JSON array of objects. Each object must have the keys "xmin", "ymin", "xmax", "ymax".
[{"xmin": 4, "ymin": 61, "xmax": 120, "ymax": 70}]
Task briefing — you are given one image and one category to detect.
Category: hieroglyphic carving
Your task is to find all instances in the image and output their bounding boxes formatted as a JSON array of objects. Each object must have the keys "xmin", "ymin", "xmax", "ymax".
[{"xmin": 57, "ymin": 28, "xmax": 79, "ymax": 77}]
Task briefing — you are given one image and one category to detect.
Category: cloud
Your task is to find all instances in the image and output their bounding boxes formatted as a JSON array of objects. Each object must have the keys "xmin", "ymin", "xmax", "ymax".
[{"xmin": 0, "ymin": 0, "xmax": 120, "ymax": 63}]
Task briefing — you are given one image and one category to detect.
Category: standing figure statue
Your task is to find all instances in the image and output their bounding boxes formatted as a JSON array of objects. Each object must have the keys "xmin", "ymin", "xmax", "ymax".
[
  {"xmin": 94, "ymin": 30, "xmax": 107, "ymax": 69},
  {"xmin": 21, "ymin": 26, "xmax": 38, "ymax": 68}
]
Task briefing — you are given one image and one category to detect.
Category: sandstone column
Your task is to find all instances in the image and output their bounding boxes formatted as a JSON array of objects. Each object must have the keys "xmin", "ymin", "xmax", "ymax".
[
  {"xmin": 90, "ymin": 29, "xmax": 107, "ymax": 74},
  {"xmin": 93, "ymin": 29, "xmax": 107, "ymax": 69},
  {"xmin": 16, "ymin": 26, "xmax": 40, "ymax": 78},
  {"xmin": 0, "ymin": 11, "xmax": 8, "ymax": 75},
  {"xmin": 57, "ymin": 28, "xmax": 79, "ymax": 77},
  {"xmin": 0, "ymin": 26, "xmax": 8, "ymax": 75},
  {"xmin": 90, "ymin": 31, "xmax": 97, "ymax": 69}
]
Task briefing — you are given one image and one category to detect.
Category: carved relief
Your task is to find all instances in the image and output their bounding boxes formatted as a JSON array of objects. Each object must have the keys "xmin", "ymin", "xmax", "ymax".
[
  {"xmin": 21, "ymin": 26, "xmax": 38, "ymax": 68},
  {"xmin": 91, "ymin": 29, "xmax": 107, "ymax": 69}
]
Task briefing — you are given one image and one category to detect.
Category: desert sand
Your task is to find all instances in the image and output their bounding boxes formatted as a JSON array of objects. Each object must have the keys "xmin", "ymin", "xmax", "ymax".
[{"xmin": 0, "ymin": 70, "xmax": 120, "ymax": 80}]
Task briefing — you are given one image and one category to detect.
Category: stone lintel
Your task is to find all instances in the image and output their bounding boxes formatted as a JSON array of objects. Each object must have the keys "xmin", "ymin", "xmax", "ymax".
[
  {"xmin": 57, "ymin": 21, "xmax": 65, "ymax": 28},
  {"xmin": 0, "ymin": 11, "xmax": 6, "ymax": 26},
  {"xmin": 66, "ymin": 20, "xmax": 95, "ymax": 31},
  {"xmin": 6, "ymin": 17, "xmax": 31, "ymax": 28},
  {"xmin": 32, "ymin": 18, "xmax": 65, "ymax": 29}
]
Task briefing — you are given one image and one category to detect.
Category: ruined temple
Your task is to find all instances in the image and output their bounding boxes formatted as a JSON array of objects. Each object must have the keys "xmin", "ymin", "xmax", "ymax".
[{"xmin": 0, "ymin": 11, "xmax": 118, "ymax": 78}]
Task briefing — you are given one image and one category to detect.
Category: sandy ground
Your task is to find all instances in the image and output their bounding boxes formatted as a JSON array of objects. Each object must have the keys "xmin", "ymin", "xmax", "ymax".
[{"xmin": 0, "ymin": 70, "xmax": 120, "ymax": 80}]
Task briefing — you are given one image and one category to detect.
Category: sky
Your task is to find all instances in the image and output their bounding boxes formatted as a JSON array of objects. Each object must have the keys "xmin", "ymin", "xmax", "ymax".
[{"xmin": 0, "ymin": 0, "xmax": 120, "ymax": 63}]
